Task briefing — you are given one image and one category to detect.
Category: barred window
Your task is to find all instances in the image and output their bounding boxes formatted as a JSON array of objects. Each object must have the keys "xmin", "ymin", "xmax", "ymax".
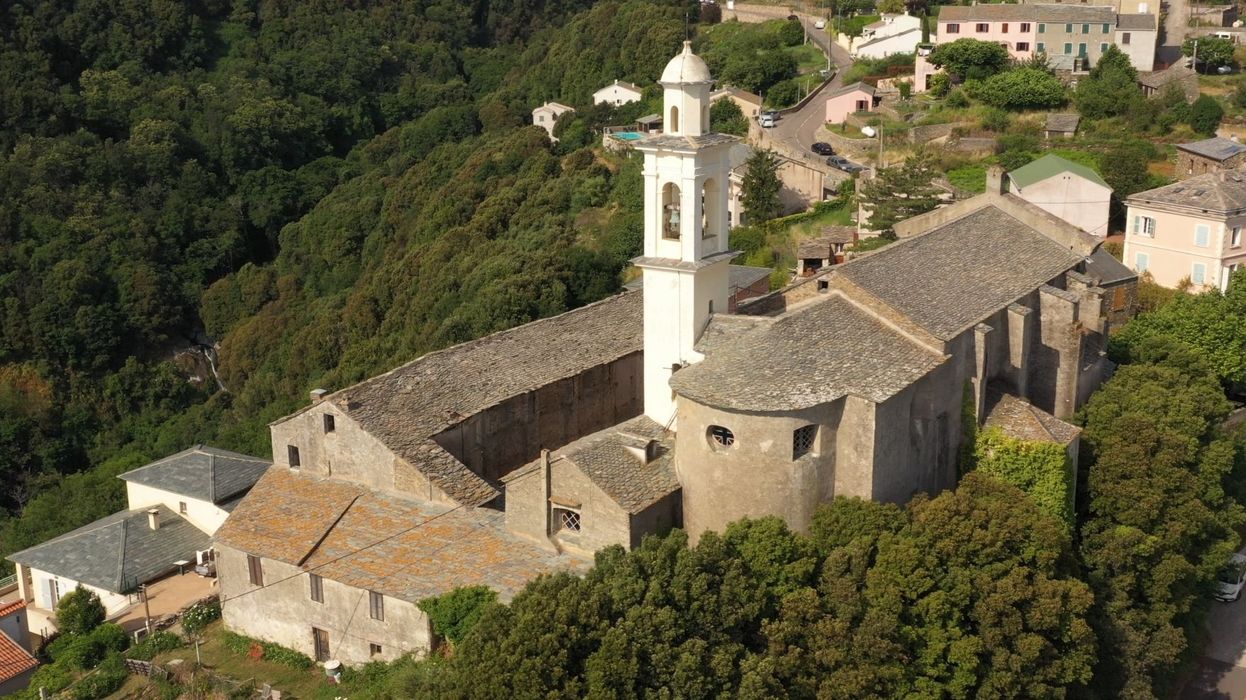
[
  {"xmin": 554, "ymin": 507, "xmax": 582, "ymax": 533},
  {"xmin": 793, "ymin": 425, "xmax": 817, "ymax": 459},
  {"xmin": 708, "ymin": 425, "xmax": 735, "ymax": 448}
]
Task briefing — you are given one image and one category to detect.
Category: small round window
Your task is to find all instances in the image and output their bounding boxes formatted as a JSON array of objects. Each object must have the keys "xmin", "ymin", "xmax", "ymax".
[{"xmin": 708, "ymin": 425, "xmax": 735, "ymax": 448}]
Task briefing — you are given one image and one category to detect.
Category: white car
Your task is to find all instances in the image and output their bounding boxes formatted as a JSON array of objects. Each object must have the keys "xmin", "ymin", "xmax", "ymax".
[
  {"xmin": 1215, "ymin": 553, "xmax": 1246, "ymax": 602},
  {"xmin": 814, "ymin": 19, "xmax": 826, "ymax": 29},
  {"xmin": 760, "ymin": 114, "xmax": 776, "ymax": 128}
]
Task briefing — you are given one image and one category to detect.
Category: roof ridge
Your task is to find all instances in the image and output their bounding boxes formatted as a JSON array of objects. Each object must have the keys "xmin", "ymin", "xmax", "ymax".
[{"xmin": 115, "ymin": 517, "xmax": 129, "ymax": 593}]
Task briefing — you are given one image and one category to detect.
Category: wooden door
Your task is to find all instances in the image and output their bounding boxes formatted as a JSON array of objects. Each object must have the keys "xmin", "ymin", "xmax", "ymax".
[{"xmin": 312, "ymin": 627, "xmax": 330, "ymax": 662}]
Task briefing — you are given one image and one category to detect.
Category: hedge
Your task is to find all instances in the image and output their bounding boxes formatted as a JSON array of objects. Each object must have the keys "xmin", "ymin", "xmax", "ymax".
[{"xmin": 974, "ymin": 426, "xmax": 1074, "ymax": 526}]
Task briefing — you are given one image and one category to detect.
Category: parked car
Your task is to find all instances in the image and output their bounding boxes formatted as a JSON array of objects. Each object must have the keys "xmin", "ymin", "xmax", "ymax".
[
  {"xmin": 827, "ymin": 155, "xmax": 865, "ymax": 173},
  {"xmin": 760, "ymin": 114, "xmax": 776, "ymax": 128},
  {"xmin": 814, "ymin": 19, "xmax": 826, "ymax": 28},
  {"xmin": 1215, "ymin": 553, "xmax": 1246, "ymax": 602},
  {"xmin": 811, "ymin": 142, "xmax": 834, "ymax": 156}
]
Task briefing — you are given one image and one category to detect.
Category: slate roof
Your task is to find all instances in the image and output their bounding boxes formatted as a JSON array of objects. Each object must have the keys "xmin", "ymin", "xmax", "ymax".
[
  {"xmin": 828, "ymin": 82, "xmax": 877, "ymax": 99},
  {"xmin": 939, "ymin": 4, "xmax": 1114, "ymax": 22},
  {"xmin": 671, "ymin": 293, "xmax": 946, "ymax": 411},
  {"xmin": 0, "ymin": 630, "xmax": 36, "ymax": 684},
  {"xmin": 507, "ymin": 416, "xmax": 680, "ymax": 514},
  {"xmin": 730, "ymin": 265, "xmax": 773, "ymax": 291},
  {"xmin": 1138, "ymin": 63, "xmax": 1197, "ymax": 90},
  {"xmin": 7, "ymin": 505, "xmax": 210, "ymax": 594},
  {"xmin": 1084, "ymin": 247, "xmax": 1137, "ymax": 286},
  {"xmin": 836, "ymin": 206, "xmax": 1084, "ymax": 340},
  {"xmin": 983, "ymin": 386, "xmax": 1080, "ymax": 445},
  {"xmin": 119, "ymin": 445, "xmax": 269, "ymax": 505},
  {"xmin": 798, "ymin": 238, "xmax": 834, "ymax": 259},
  {"xmin": 1116, "ymin": 13, "xmax": 1157, "ymax": 29},
  {"xmin": 215, "ymin": 469, "xmax": 585, "ymax": 603},
  {"xmin": 1009, "ymin": 153, "xmax": 1105, "ymax": 189},
  {"xmin": 639, "ymin": 133, "xmax": 739, "ymax": 150},
  {"xmin": 1176, "ymin": 137, "xmax": 1246, "ymax": 162},
  {"xmin": 280, "ymin": 291, "xmax": 644, "ymax": 508},
  {"xmin": 1044, "ymin": 114, "xmax": 1081, "ymax": 135},
  {"xmin": 1128, "ymin": 171, "xmax": 1246, "ymax": 212}
]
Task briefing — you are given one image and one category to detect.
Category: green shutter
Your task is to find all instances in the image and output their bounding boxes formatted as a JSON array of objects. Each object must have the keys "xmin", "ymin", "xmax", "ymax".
[
  {"xmin": 1102, "ymin": 23, "xmax": 1110, "ymax": 33},
  {"xmin": 1100, "ymin": 43, "xmax": 1108, "ymax": 53},
  {"xmin": 1064, "ymin": 42, "xmax": 1072, "ymax": 54},
  {"xmin": 1038, "ymin": 23, "xmax": 1045, "ymax": 33},
  {"xmin": 1082, "ymin": 23, "xmax": 1089, "ymax": 33},
  {"xmin": 1037, "ymin": 42, "xmax": 1045, "ymax": 52},
  {"xmin": 1065, "ymin": 23, "xmax": 1072, "ymax": 32}
]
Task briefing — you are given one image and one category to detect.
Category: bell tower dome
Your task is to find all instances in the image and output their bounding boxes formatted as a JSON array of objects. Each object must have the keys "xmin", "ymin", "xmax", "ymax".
[{"xmin": 634, "ymin": 42, "xmax": 739, "ymax": 427}]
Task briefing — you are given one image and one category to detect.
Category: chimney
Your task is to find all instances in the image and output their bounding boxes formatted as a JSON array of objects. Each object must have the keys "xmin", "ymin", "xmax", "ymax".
[
  {"xmin": 146, "ymin": 508, "xmax": 160, "ymax": 531},
  {"xmin": 618, "ymin": 432, "xmax": 660, "ymax": 464},
  {"xmin": 309, "ymin": 388, "xmax": 328, "ymax": 404},
  {"xmin": 985, "ymin": 165, "xmax": 1007, "ymax": 195}
]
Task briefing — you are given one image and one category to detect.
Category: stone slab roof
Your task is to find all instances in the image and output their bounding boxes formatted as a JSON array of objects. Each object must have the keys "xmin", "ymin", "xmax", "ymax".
[
  {"xmin": 1116, "ymin": 13, "xmax": 1156, "ymax": 29},
  {"xmin": 639, "ymin": 133, "xmax": 739, "ymax": 150},
  {"xmin": 215, "ymin": 469, "xmax": 585, "ymax": 603},
  {"xmin": 282, "ymin": 292, "xmax": 643, "ymax": 508},
  {"xmin": 119, "ymin": 445, "xmax": 270, "ymax": 505},
  {"xmin": 1128, "ymin": 170, "xmax": 1246, "ymax": 213},
  {"xmin": 1138, "ymin": 63, "xmax": 1197, "ymax": 90},
  {"xmin": 0, "ymin": 630, "xmax": 36, "ymax": 684},
  {"xmin": 798, "ymin": 238, "xmax": 834, "ymax": 259},
  {"xmin": 1009, "ymin": 153, "xmax": 1104, "ymax": 189},
  {"xmin": 828, "ymin": 82, "xmax": 876, "ymax": 99},
  {"xmin": 1176, "ymin": 137, "xmax": 1246, "ymax": 162},
  {"xmin": 1084, "ymin": 247, "xmax": 1136, "ymax": 286},
  {"xmin": 983, "ymin": 386, "xmax": 1080, "ymax": 445},
  {"xmin": 1043, "ymin": 114, "xmax": 1081, "ymax": 135},
  {"xmin": 939, "ymin": 4, "xmax": 1114, "ymax": 22},
  {"xmin": 671, "ymin": 293, "xmax": 946, "ymax": 411},
  {"xmin": 730, "ymin": 265, "xmax": 773, "ymax": 291},
  {"xmin": 837, "ymin": 205, "xmax": 1084, "ymax": 340},
  {"xmin": 8, "ymin": 505, "xmax": 210, "ymax": 594},
  {"xmin": 552, "ymin": 416, "xmax": 679, "ymax": 514},
  {"xmin": 693, "ymin": 314, "xmax": 774, "ymax": 354}
]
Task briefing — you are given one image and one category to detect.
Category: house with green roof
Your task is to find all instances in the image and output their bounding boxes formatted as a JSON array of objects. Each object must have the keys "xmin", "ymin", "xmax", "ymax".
[{"xmin": 1008, "ymin": 154, "xmax": 1112, "ymax": 237}]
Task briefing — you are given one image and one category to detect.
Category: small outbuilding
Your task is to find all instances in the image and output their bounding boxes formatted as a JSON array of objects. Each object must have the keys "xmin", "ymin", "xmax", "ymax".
[
  {"xmin": 1174, "ymin": 137, "xmax": 1246, "ymax": 179},
  {"xmin": 824, "ymin": 82, "xmax": 879, "ymax": 125},
  {"xmin": 1044, "ymin": 113, "xmax": 1080, "ymax": 139}
]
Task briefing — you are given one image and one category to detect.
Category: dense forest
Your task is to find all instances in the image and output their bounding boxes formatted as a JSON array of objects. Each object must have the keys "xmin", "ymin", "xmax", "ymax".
[{"xmin": 0, "ymin": 0, "xmax": 704, "ymax": 566}]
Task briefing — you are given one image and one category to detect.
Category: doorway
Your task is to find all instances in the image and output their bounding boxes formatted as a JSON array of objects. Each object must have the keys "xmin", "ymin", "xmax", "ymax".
[{"xmin": 312, "ymin": 627, "xmax": 330, "ymax": 662}]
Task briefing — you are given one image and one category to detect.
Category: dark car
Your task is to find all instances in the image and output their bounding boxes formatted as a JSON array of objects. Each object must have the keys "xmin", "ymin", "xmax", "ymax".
[
  {"xmin": 811, "ymin": 142, "xmax": 834, "ymax": 156},
  {"xmin": 827, "ymin": 155, "xmax": 865, "ymax": 173}
]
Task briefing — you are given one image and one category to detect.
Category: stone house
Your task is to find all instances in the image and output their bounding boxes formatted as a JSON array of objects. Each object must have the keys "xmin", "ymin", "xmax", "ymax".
[
  {"xmin": 1174, "ymin": 137, "xmax": 1246, "ymax": 179},
  {"xmin": 531, "ymin": 101, "xmax": 574, "ymax": 141},
  {"xmin": 593, "ymin": 80, "xmax": 644, "ymax": 107},
  {"xmin": 1138, "ymin": 63, "xmax": 1199, "ymax": 103},
  {"xmin": 825, "ymin": 82, "xmax": 880, "ymax": 124},
  {"xmin": 1044, "ymin": 114, "xmax": 1080, "ymax": 139},
  {"xmin": 1008, "ymin": 153, "xmax": 1111, "ymax": 236},
  {"xmin": 214, "ymin": 45, "xmax": 1131, "ymax": 666},
  {"xmin": 1123, "ymin": 170, "xmax": 1246, "ymax": 291},
  {"xmin": 6, "ymin": 446, "xmax": 267, "ymax": 640}
]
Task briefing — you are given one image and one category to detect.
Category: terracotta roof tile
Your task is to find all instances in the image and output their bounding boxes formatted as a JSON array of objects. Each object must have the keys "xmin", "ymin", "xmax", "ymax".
[
  {"xmin": 0, "ymin": 630, "xmax": 36, "ymax": 683},
  {"xmin": 0, "ymin": 601, "xmax": 25, "ymax": 620}
]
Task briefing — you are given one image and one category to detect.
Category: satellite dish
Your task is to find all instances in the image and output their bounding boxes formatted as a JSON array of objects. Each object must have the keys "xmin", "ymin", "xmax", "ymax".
[{"xmin": 860, "ymin": 126, "xmax": 877, "ymax": 137}]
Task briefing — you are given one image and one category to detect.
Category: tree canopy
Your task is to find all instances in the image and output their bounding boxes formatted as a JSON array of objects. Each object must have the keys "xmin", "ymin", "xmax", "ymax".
[
  {"xmin": 741, "ymin": 148, "xmax": 784, "ymax": 224},
  {"xmin": 859, "ymin": 150, "xmax": 942, "ymax": 235},
  {"xmin": 927, "ymin": 39, "xmax": 1011, "ymax": 81}
]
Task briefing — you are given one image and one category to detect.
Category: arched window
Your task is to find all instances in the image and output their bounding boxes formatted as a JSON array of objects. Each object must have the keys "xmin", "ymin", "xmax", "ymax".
[
  {"xmin": 701, "ymin": 178, "xmax": 721, "ymax": 239},
  {"xmin": 662, "ymin": 183, "xmax": 681, "ymax": 240},
  {"xmin": 669, "ymin": 105, "xmax": 680, "ymax": 133},
  {"xmin": 708, "ymin": 425, "xmax": 735, "ymax": 448}
]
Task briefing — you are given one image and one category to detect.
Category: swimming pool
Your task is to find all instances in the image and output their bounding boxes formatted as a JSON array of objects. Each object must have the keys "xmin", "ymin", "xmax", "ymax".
[{"xmin": 611, "ymin": 131, "xmax": 645, "ymax": 141}]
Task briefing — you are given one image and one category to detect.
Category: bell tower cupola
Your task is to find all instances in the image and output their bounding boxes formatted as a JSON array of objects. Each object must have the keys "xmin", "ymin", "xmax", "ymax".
[{"xmin": 634, "ymin": 42, "xmax": 739, "ymax": 428}]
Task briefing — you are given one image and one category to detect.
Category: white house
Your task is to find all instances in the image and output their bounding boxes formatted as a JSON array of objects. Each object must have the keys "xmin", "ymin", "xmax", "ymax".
[
  {"xmin": 6, "ymin": 446, "xmax": 269, "ymax": 639},
  {"xmin": 532, "ymin": 101, "xmax": 575, "ymax": 141},
  {"xmin": 1008, "ymin": 154, "xmax": 1112, "ymax": 237},
  {"xmin": 593, "ymin": 80, "xmax": 644, "ymax": 106},
  {"xmin": 853, "ymin": 13, "xmax": 923, "ymax": 58}
]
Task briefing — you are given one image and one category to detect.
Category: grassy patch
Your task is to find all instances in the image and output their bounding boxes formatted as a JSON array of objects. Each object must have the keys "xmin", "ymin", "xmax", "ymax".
[
  {"xmin": 948, "ymin": 165, "xmax": 986, "ymax": 193},
  {"xmin": 791, "ymin": 42, "xmax": 830, "ymax": 74}
]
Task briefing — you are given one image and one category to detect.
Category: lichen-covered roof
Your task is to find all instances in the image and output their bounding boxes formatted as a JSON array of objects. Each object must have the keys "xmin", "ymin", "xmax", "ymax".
[
  {"xmin": 983, "ymin": 387, "xmax": 1080, "ymax": 445},
  {"xmin": 671, "ymin": 293, "xmax": 946, "ymax": 411},
  {"xmin": 283, "ymin": 292, "xmax": 643, "ymax": 507},
  {"xmin": 1043, "ymin": 114, "xmax": 1082, "ymax": 135},
  {"xmin": 119, "ymin": 445, "xmax": 270, "ymax": 505},
  {"xmin": 1175, "ymin": 137, "xmax": 1246, "ymax": 162},
  {"xmin": 1128, "ymin": 170, "xmax": 1246, "ymax": 212},
  {"xmin": 553, "ymin": 416, "xmax": 679, "ymax": 514},
  {"xmin": 215, "ymin": 469, "xmax": 586, "ymax": 603},
  {"xmin": 836, "ymin": 206, "xmax": 1084, "ymax": 340},
  {"xmin": 8, "ymin": 505, "xmax": 210, "ymax": 594}
]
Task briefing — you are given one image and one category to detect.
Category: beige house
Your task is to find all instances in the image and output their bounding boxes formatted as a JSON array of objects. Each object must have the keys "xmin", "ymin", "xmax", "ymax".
[
  {"xmin": 1008, "ymin": 154, "xmax": 1112, "ymax": 236},
  {"xmin": 1175, "ymin": 137, "xmax": 1246, "ymax": 180},
  {"xmin": 531, "ymin": 101, "xmax": 574, "ymax": 141},
  {"xmin": 215, "ymin": 47, "xmax": 1132, "ymax": 669},
  {"xmin": 1123, "ymin": 171, "xmax": 1246, "ymax": 291},
  {"xmin": 6, "ymin": 447, "xmax": 268, "ymax": 639},
  {"xmin": 710, "ymin": 86, "xmax": 763, "ymax": 118}
]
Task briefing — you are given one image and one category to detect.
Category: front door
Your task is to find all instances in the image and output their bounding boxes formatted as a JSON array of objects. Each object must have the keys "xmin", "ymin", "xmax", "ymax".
[{"xmin": 312, "ymin": 627, "xmax": 330, "ymax": 662}]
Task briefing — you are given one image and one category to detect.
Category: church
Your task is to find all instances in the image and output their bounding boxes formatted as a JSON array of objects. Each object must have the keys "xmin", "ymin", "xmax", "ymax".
[{"xmin": 214, "ymin": 43, "xmax": 1133, "ymax": 665}]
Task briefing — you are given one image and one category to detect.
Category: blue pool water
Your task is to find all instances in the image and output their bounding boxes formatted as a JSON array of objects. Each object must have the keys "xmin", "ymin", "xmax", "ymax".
[{"xmin": 612, "ymin": 131, "xmax": 644, "ymax": 141}]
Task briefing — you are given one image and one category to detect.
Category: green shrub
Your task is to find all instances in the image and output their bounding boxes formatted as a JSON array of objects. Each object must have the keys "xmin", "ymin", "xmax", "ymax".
[
  {"xmin": 56, "ymin": 587, "xmax": 106, "ymax": 636},
  {"xmin": 181, "ymin": 600, "xmax": 221, "ymax": 636},
  {"xmin": 978, "ymin": 108, "xmax": 1010, "ymax": 132},
  {"xmin": 946, "ymin": 88, "xmax": 969, "ymax": 108},
  {"xmin": 974, "ymin": 427, "xmax": 1074, "ymax": 526},
  {"xmin": 68, "ymin": 653, "xmax": 128, "ymax": 700},
  {"xmin": 56, "ymin": 623, "xmax": 128, "ymax": 671},
  {"xmin": 220, "ymin": 631, "xmax": 313, "ymax": 669},
  {"xmin": 973, "ymin": 68, "xmax": 1066, "ymax": 110},
  {"xmin": 127, "ymin": 630, "xmax": 184, "ymax": 660},
  {"xmin": 419, "ymin": 586, "xmax": 499, "ymax": 645},
  {"xmin": 26, "ymin": 662, "xmax": 75, "ymax": 695}
]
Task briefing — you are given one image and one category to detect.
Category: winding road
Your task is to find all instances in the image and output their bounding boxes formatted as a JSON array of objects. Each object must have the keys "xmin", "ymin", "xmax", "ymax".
[{"xmin": 768, "ymin": 13, "xmax": 855, "ymax": 156}]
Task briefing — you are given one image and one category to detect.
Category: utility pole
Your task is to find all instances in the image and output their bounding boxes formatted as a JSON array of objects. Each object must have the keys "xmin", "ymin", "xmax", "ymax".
[{"xmin": 140, "ymin": 584, "xmax": 152, "ymax": 634}]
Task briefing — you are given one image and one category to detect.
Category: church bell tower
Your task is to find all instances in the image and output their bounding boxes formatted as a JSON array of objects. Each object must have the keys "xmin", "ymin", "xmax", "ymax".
[{"xmin": 634, "ymin": 41, "xmax": 738, "ymax": 427}]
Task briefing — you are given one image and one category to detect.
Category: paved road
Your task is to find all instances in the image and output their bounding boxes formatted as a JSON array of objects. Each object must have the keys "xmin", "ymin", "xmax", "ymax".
[
  {"xmin": 1158, "ymin": 0, "xmax": 1188, "ymax": 67},
  {"xmin": 766, "ymin": 14, "xmax": 855, "ymax": 157},
  {"xmin": 1179, "ymin": 546, "xmax": 1246, "ymax": 699}
]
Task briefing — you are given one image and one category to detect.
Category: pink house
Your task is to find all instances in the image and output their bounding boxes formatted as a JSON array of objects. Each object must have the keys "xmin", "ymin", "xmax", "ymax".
[{"xmin": 825, "ymin": 83, "xmax": 880, "ymax": 124}]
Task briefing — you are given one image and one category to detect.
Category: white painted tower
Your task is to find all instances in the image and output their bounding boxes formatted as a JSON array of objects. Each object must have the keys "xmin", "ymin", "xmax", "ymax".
[{"xmin": 635, "ymin": 42, "xmax": 738, "ymax": 427}]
